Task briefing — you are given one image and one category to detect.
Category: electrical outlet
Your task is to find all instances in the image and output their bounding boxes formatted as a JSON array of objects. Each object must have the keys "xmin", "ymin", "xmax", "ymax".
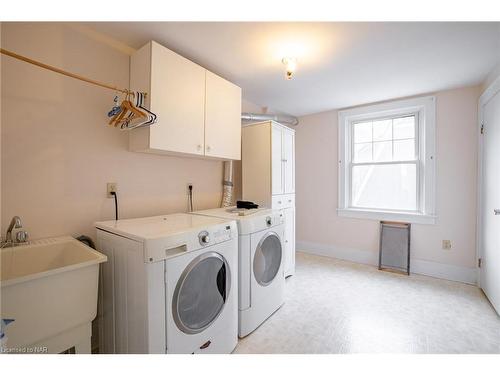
[
  {"xmin": 107, "ymin": 183, "xmax": 117, "ymax": 198},
  {"xmin": 442, "ymin": 240, "xmax": 452, "ymax": 250}
]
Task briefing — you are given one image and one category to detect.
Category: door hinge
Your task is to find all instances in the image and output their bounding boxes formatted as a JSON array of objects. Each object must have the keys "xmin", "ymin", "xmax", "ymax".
[
  {"xmin": 480, "ymin": 122, "xmax": 484, "ymax": 135},
  {"xmin": 478, "ymin": 258, "xmax": 482, "ymax": 268}
]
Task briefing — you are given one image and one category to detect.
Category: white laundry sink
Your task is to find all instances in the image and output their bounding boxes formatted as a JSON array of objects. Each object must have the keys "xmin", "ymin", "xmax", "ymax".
[{"xmin": 1, "ymin": 237, "xmax": 106, "ymax": 353}]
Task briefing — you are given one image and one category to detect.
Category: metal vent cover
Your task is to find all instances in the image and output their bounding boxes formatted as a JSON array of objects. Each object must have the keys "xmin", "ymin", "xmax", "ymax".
[{"xmin": 379, "ymin": 221, "xmax": 411, "ymax": 275}]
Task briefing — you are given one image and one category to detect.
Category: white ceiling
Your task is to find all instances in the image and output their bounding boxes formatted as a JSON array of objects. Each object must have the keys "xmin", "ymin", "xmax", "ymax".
[{"xmin": 86, "ymin": 22, "xmax": 500, "ymax": 116}]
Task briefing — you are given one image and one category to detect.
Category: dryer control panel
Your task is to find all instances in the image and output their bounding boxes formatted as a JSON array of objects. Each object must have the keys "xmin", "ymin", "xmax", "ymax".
[{"xmin": 265, "ymin": 212, "xmax": 284, "ymax": 227}]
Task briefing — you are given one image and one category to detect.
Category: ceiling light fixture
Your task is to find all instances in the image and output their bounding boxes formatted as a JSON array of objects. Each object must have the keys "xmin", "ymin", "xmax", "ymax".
[{"xmin": 282, "ymin": 57, "xmax": 297, "ymax": 80}]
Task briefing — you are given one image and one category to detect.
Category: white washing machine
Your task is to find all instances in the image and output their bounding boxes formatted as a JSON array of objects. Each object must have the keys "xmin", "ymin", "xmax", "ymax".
[
  {"xmin": 95, "ymin": 213, "xmax": 238, "ymax": 354},
  {"xmin": 193, "ymin": 207, "xmax": 285, "ymax": 337}
]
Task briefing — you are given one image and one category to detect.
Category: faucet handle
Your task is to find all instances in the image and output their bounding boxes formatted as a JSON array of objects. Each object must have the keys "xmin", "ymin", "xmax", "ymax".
[
  {"xmin": 10, "ymin": 216, "xmax": 22, "ymax": 229},
  {"xmin": 15, "ymin": 230, "xmax": 29, "ymax": 243},
  {"xmin": 5, "ymin": 216, "xmax": 28, "ymax": 245}
]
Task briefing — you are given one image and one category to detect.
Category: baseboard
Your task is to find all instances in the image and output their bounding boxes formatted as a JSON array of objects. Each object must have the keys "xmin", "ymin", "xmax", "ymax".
[{"xmin": 297, "ymin": 240, "xmax": 478, "ymax": 285}]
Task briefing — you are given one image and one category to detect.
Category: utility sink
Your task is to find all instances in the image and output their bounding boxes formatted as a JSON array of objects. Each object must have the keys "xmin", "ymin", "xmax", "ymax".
[{"xmin": 1, "ymin": 237, "xmax": 107, "ymax": 353}]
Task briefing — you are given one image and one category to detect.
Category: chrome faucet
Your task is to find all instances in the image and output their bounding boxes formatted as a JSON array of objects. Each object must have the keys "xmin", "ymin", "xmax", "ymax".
[
  {"xmin": 6, "ymin": 216, "xmax": 22, "ymax": 242},
  {"xmin": 2, "ymin": 216, "xmax": 29, "ymax": 247}
]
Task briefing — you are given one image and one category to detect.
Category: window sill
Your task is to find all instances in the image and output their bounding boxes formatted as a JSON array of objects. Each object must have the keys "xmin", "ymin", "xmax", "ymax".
[{"xmin": 337, "ymin": 208, "xmax": 436, "ymax": 225}]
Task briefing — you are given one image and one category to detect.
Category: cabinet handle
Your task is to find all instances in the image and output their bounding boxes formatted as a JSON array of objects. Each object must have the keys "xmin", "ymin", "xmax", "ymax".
[
  {"xmin": 197, "ymin": 144, "xmax": 202, "ymax": 151},
  {"xmin": 278, "ymin": 201, "xmax": 282, "ymax": 204},
  {"xmin": 288, "ymin": 199, "xmax": 292, "ymax": 203},
  {"xmin": 206, "ymin": 145, "xmax": 211, "ymax": 152}
]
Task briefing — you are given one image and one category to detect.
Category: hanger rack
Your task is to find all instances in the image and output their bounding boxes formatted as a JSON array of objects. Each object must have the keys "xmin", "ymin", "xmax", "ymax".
[{"xmin": 0, "ymin": 48, "xmax": 135, "ymax": 96}]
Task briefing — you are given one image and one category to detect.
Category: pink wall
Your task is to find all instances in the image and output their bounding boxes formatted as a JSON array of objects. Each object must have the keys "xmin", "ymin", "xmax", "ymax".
[
  {"xmin": 296, "ymin": 86, "xmax": 481, "ymax": 270},
  {"xmin": 1, "ymin": 23, "xmax": 224, "ymax": 241},
  {"xmin": 0, "ymin": 23, "xmax": 2, "ymax": 235}
]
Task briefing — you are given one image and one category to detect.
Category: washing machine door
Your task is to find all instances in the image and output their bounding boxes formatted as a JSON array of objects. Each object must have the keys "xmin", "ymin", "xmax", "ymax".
[
  {"xmin": 172, "ymin": 252, "xmax": 231, "ymax": 335},
  {"xmin": 253, "ymin": 231, "xmax": 282, "ymax": 286}
]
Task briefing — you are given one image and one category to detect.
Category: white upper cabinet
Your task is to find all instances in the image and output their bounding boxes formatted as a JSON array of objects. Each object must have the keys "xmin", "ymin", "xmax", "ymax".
[
  {"xmin": 282, "ymin": 127, "xmax": 295, "ymax": 194},
  {"xmin": 205, "ymin": 71, "xmax": 242, "ymax": 160},
  {"xmin": 242, "ymin": 121, "xmax": 295, "ymax": 207},
  {"xmin": 149, "ymin": 41, "xmax": 205, "ymax": 155},
  {"xmin": 129, "ymin": 41, "xmax": 242, "ymax": 160},
  {"xmin": 271, "ymin": 125, "xmax": 284, "ymax": 195},
  {"xmin": 271, "ymin": 123, "xmax": 295, "ymax": 195}
]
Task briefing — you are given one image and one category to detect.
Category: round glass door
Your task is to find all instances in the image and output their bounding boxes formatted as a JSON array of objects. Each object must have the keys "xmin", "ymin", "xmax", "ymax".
[
  {"xmin": 173, "ymin": 252, "xmax": 231, "ymax": 334},
  {"xmin": 253, "ymin": 232, "xmax": 282, "ymax": 286}
]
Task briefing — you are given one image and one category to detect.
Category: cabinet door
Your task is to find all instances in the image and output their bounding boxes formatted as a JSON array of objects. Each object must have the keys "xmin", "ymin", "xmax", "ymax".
[
  {"xmin": 149, "ymin": 42, "xmax": 205, "ymax": 155},
  {"xmin": 205, "ymin": 71, "xmax": 242, "ymax": 160},
  {"xmin": 284, "ymin": 207, "xmax": 296, "ymax": 277},
  {"xmin": 271, "ymin": 125, "xmax": 284, "ymax": 195},
  {"xmin": 282, "ymin": 128, "xmax": 295, "ymax": 194}
]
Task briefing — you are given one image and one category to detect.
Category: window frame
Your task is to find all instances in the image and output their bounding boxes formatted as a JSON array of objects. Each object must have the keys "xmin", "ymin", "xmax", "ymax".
[
  {"xmin": 349, "ymin": 112, "xmax": 420, "ymax": 212},
  {"xmin": 338, "ymin": 96, "xmax": 436, "ymax": 224}
]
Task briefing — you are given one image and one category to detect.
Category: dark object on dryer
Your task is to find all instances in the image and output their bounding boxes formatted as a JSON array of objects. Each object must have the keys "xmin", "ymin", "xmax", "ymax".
[
  {"xmin": 378, "ymin": 221, "xmax": 411, "ymax": 275},
  {"xmin": 236, "ymin": 200, "xmax": 259, "ymax": 209}
]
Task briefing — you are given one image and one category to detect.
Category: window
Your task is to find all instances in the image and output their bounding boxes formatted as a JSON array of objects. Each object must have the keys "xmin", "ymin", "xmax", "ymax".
[{"xmin": 338, "ymin": 96, "xmax": 436, "ymax": 224}]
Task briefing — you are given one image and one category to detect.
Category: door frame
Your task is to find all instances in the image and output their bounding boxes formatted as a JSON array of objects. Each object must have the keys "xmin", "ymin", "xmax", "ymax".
[{"xmin": 476, "ymin": 75, "xmax": 500, "ymax": 287}]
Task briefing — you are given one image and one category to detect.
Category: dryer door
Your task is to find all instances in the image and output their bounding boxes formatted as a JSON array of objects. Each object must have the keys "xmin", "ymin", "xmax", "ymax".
[
  {"xmin": 253, "ymin": 231, "xmax": 283, "ymax": 286},
  {"xmin": 172, "ymin": 252, "xmax": 231, "ymax": 335}
]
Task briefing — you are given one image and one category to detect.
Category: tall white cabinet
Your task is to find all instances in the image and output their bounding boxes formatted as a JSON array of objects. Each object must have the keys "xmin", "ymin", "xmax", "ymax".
[
  {"xmin": 129, "ymin": 41, "xmax": 241, "ymax": 160},
  {"xmin": 242, "ymin": 121, "xmax": 296, "ymax": 277}
]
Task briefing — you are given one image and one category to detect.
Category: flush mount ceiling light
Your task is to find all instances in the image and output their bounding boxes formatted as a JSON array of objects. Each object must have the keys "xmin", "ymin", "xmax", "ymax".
[{"xmin": 282, "ymin": 57, "xmax": 297, "ymax": 80}]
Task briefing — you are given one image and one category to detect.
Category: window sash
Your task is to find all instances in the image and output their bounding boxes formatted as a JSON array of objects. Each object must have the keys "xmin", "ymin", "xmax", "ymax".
[
  {"xmin": 348, "ymin": 160, "xmax": 420, "ymax": 212},
  {"xmin": 350, "ymin": 112, "xmax": 419, "ymax": 164}
]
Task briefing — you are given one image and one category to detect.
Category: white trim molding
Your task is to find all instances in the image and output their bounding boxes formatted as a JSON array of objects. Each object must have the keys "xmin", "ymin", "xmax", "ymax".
[
  {"xmin": 297, "ymin": 241, "xmax": 477, "ymax": 285},
  {"xmin": 338, "ymin": 95, "xmax": 436, "ymax": 224},
  {"xmin": 337, "ymin": 208, "xmax": 436, "ymax": 225}
]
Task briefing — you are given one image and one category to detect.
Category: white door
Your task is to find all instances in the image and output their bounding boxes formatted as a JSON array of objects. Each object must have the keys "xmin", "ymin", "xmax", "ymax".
[
  {"xmin": 205, "ymin": 71, "xmax": 242, "ymax": 160},
  {"xmin": 282, "ymin": 128, "xmax": 295, "ymax": 194},
  {"xmin": 165, "ymin": 247, "xmax": 235, "ymax": 353},
  {"xmin": 272, "ymin": 125, "xmax": 284, "ymax": 195},
  {"xmin": 171, "ymin": 252, "xmax": 230, "ymax": 335},
  {"xmin": 480, "ymin": 86, "xmax": 500, "ymax": 313},
  {"xmin": 253, "ymin": 231, "xmax": 283, "ymax": 286},
  {"xmin": 149, "ymin": 42, "xmax": 206, "ymax": 155},
  {"xmin": 284, "ymin": 207, "xmax": 296, "ymax": 277}
]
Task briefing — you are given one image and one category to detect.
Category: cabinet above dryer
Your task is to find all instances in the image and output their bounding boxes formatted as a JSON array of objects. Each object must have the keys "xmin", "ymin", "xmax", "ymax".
[
  {"xmin": 242, "ymin": 120, "xmax": 295, "ymax": 207},
  {"xmin": 129, "ymin": 41, "xmax": 242, "ymax": 160}
]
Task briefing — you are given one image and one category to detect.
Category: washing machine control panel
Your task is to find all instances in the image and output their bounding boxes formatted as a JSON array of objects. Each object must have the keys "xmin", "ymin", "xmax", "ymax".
[
  {"xmin": 198, "ymin": 231, "xmax": 210, "ymax": 245},
  {"xmin": 198, "ymin": 225, "xmax": 233, "ymax": 246},
  {"xmin": 212, "ymin": 225, "xmax": 233, "ymax": 243}
]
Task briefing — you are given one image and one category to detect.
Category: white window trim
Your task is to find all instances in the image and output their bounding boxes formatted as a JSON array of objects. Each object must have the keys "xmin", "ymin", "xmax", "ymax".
[{"xmin": 338, "ymin": 96, "xmax": 436, "ymax": 224}]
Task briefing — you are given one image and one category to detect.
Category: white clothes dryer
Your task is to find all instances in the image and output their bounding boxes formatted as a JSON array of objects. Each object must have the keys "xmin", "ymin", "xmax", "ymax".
[
  {"xmin": 95, "ymin": 213, "xmax": 238, "ymax": 354},
  {"xmin": 192, "ymin": 207, "xmax": 285, "ymax": 337}
]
